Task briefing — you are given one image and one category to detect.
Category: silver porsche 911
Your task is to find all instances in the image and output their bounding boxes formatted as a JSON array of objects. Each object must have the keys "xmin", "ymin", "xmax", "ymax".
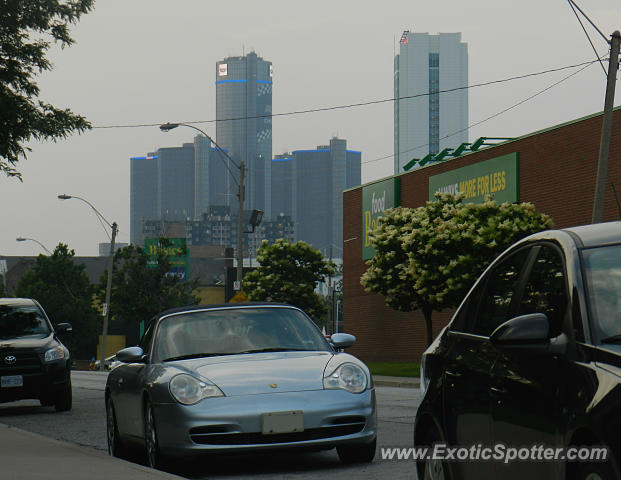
[{"xmin": 105, "ymin": 303, "xmax": 377, "ymax": 469}]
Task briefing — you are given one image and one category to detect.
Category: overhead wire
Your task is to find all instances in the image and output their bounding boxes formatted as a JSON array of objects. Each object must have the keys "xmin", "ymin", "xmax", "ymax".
[
  {"xmin": 92, "ymin": 60, "xmax": 600, "ymax": 130},
  {"xmin": 566, "ymin": 0, "xmax": 610, "ymax": 43},
  {"xmin": 363, "ymin": 56, "xmax": 601, "ymax": 166},
  {"xmin": 567, "ymin": 0, "xmax": 607, "ymax": 75}
]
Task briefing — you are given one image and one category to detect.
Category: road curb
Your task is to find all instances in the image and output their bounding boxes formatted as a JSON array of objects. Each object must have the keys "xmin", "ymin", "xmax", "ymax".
[
  {"xmin": 373, "ymin": 376, "xmax": 419, "ymax": 389},
  {"xmin": 0, "ymin": 422, "xmax": 184, "ymax": 480}
]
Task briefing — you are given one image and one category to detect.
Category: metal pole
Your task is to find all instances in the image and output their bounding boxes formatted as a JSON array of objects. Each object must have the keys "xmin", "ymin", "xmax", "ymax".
[
  {"xmin": 328, "ymin": 245, "xmax": 333, "ymax": 334},
  {"xmin": 236, "ymin": 162, "xmax": 245, "ymax": 289},
  {"xmin": 100, "ymin": 222, "xmax": 117, "ymax": 370},
  {"xmin": 592, "ymin": 30, "xmax": 621, "ymax": 224}
]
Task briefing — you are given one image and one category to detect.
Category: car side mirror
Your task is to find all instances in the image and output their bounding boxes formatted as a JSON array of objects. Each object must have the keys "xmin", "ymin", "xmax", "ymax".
[
  {"xmin": 56, "ymin": 323, "xmax": 72, "ymax": 334},
  {"xmin": 116, "ymin": 346, "xmax": 146, "ymax": 363},
  {"xmin": 330, "ymin": 333, "xmax": 356, "ymax": 349},
  {"xmin": 490, "ymin": 313, "xmax": 550, "ymax": 346}
]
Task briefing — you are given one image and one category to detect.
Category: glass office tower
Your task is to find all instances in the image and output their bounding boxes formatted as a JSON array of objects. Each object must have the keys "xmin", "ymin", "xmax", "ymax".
[
  {"xmin": 394, "ymin": 31, "xmax": 468, "ymax": 174},
  {"xmin": 216, "ymin": 52, "xmax": 273, "ymax": 218},
  {"xmin": 271, "ymin": 138, "xmax": 361, "ymax": 255}
]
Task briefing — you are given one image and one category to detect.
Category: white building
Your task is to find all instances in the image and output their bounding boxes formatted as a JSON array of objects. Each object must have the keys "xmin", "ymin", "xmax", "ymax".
[{"xmin": 394, "ymin": 31, "xmax": 468, "ymax": 174}]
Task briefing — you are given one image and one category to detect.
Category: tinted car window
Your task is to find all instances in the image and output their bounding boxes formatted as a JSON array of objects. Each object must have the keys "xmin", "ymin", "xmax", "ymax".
[
  {"xmin": 470, "ymin": 248, "xmax": 531, "ymax": 337},
  {"xmin": 582, "ymin": 244, "xmax": 621, "ymax": 341},
  {"xmin": 0, "ymin": 304, "xmax": 51, "ymax": 339},
  {"xmin": 154, "ymin": 307, "xmax": 330, "ymax": 362},
  {"xmin": 518, "ymin": 245, "xmax": 568, "ymax": 337}
]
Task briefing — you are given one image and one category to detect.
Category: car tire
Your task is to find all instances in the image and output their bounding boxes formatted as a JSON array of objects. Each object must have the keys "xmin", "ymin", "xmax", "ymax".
[
  {"xmin": 144, "ymin": 401, "xmax": 165, "ymax": 470},
  {"xmin": 575, "ymin": 460, "xmax": 616, "ymax": 480},
  {"xmin": 54, "ymin": 381, "xmax": 72, "ymax": 412},
  {"xmin": 336, "ymin": 437, "xmax": 376, "ymax": 464},
  {"xmin": 419, "ymin": 427, "xmax": 450, "ymax": 480},
  {"xmin": 106, "ymin": 396, "xmax": 125, "ymax": 458}
]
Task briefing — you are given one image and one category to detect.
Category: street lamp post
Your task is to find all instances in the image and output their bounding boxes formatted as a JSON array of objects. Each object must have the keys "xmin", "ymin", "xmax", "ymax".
[
  {"xmin": 160, "ymin": 122, "xmax": 246, "ymax": 291},
  {"xmin": 16, "ymin": 237, "xmax": 52, "ymax": 255},
  {"xmin": 57, "ymin": 194, "xmax": 117, "ymax": 370}
]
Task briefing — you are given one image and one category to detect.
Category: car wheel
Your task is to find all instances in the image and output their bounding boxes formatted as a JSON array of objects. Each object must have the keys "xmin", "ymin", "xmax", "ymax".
[
  {"xmin": 336, "ymin": 437, "xmax": 376, "ymax": 464},
  {"xmin": 106, "ymin": 396, "xmax": 124, "ymax": 458},
  {"xmin": 575, "ymin": 460, "xmax": 616, "ymax": 480},
  {"xmin": 419, "ymin": 427, "xmax": 450, "ymax": 480},
  {"xmin": 144, "ymin": 401, "xmax": 165, "ymax": 469},
  {"xmin": 54, "ymin": 381, "xmax": 72, "ymax": 412}
]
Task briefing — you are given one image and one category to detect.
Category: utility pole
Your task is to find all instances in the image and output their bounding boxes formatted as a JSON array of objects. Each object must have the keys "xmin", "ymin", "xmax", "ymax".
[
  {"xmin": 236, "ymin": 162, "xmax": 245, "ymax": 289},
  {"xmin": 592, "ymin": 30, "xmax": 621, "ymax": 224},
  {"xmin": 100, "ymin": 222, "xmax": 117, "ymax": 370},
  {"xmin": 328, "ymin": 245, "xmax": 333, "ymax": 335}
]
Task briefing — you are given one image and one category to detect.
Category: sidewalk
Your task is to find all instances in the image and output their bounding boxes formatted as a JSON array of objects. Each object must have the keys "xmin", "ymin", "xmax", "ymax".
[
  {"xmin": 372, "ymin": 375, "xmax": 419, "ymax": 389},
  {"xmin": 0, "ymin": 423, "xmax": 183, "ymax": 480}
]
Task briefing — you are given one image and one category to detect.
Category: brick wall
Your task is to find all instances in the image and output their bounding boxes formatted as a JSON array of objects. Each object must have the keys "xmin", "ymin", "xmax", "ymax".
[{"xmin": 343, "ymin": 108, "xmax": 621, "ymax": 362}]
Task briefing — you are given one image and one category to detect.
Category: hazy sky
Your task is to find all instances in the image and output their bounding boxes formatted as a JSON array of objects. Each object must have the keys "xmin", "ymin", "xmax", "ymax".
[{"xmin": 2, "ymin": 0, "xmax": 620, "ymax": 256}]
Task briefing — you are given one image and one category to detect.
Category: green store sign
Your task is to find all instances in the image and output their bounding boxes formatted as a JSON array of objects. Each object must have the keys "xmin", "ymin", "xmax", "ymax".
[
  {"xmin": 428, "ymin": 153, "xmax": 519, "ymax": 204},
  {"xmin": 144, "ymin": 237, "xmax": 190, "ymax": 280},
  {"xmin": 362, "ymin": 178, "xmax": 401, "ymax": 260}
]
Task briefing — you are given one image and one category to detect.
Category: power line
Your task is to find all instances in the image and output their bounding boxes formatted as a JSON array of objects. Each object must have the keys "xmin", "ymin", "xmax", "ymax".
[
  {"xmin": 567, "ymin": 0, "xmax": 610, "ymax": 43},
  {"xmin": 567, "ymin": 0, "xmax": 607, "ymax": 75},
  {"xmin": 93, "ymin": 59, "xmax": 600, "ymax": 130},
  {"xmin": 363, "ymin": 57, "xmax": 600, "ymax": 166}
]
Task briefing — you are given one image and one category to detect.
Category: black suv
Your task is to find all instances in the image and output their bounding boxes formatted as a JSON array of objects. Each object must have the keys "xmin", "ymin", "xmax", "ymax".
[
  {"xmin": 415, "ymin": 222, "xmax": 621, "ymax": 480},
  {"xmin": 0, "ymin": 298, "xmax": 72, "ymax": 411}
]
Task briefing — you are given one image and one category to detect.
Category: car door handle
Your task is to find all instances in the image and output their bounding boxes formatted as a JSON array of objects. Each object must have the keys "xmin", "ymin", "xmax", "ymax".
[
  {"xmin": 445, "ymin": 370, "xmax": 461, "ymax": 378},
  {"xmin": 490, "ymin": 386, "xmax": 507, "ymax": 394}
]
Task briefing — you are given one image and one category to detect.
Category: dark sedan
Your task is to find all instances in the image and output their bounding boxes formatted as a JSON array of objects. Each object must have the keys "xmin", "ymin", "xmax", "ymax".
[
  {"xmin": 106, "ymin": 303, "xmax": 376, "ymax": 469},
  {"xmin": 415, "ymin": 221, "xmax": 621, "ymax": 480}
]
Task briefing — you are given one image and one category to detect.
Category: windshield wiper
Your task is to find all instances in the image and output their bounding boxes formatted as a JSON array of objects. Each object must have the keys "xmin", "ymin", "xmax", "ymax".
[
  {"xmin": 600, "ymin": 334, "xmax": 621, "ymax": 344},
  {"xmin": 237, "ymin": 347, "xmax": 314, "ymax": 354},
  {"xmin": 163, "ymin": 352, "xmax": 237, "ymax": 362}
]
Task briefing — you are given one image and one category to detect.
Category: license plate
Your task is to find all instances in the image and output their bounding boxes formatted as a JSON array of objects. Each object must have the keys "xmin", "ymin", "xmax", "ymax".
[
  {"xmin": 1, "ymin": 375, "xmax": 23, "ymax": 388},
  {"xmin": 261, "ymin": 410, "xmax": 304, "ymax": 435}
]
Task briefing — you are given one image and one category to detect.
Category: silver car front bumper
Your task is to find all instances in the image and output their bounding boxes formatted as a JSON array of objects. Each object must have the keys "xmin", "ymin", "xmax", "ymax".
[{"xmin": 154, "ymin": 388, "xmax": 377, "ymax": 456}]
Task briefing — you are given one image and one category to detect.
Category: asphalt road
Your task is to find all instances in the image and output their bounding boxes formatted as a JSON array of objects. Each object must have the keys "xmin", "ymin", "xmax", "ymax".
[{"xmin": 0, "ymin": 371, "xmax": 420, "ymax": 479}]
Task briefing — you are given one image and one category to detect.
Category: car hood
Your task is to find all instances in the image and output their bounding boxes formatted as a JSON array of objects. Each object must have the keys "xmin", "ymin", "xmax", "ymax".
[
  {"xmin": 0, "ymin": 334, "xmax": 55, "ymax": 351},
  {"xmin": 186, "ymin": 351, "xmax": 333, "ymax": 396}
]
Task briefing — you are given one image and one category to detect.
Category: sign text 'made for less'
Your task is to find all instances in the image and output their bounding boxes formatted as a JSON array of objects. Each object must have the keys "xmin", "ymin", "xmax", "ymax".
[
  {"xmin": 361, "ymin": 178, "xmax": 400, "ymax": 261},
  {"xmin": 428, "ymin": 153, "xmax": 519, "ymax": 204}
]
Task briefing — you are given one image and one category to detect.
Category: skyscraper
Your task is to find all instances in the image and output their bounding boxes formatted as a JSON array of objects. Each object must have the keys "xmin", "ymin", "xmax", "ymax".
[
  {"xmin": 272, "ymin": 138, "xmax": 361, "ymax": 255},
  {"xmin": 394, "ymin": 31, "xmax": 468, "ymax": 174},
  {"xmin": 129, "ymin": 144, "xmax": 195, "ymax": 246},
  {"xmin": 216, "ymin": 52, "xmax": 273, "ymax": 218}
]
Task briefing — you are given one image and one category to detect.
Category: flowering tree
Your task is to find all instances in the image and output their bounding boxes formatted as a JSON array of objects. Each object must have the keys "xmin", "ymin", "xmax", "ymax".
[
  {"xmin": 360, "ymin": 193, "xmax": 554, "ymax": 346},
  {"xmin": 244, "ymin": 239, "xmax": 334, "ymax": 321}
]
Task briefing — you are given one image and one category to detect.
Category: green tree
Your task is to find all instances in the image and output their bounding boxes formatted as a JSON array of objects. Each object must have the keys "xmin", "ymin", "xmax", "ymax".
[
  {"xmin": 98, "ymin": 244, "xmax": 200, "ymax": 326},
  {"xmin": 244, "ymin": 239, "xmax": 334, "ymax": 321},
  {"xmin": 360, "ymin": 193, "xmax": 554, "ymax": 346},
  {"xmin": 1, "ymin": 0, "xmax": 94, "ymax": 179},
  {"xmin": 15, "ymin": 243, "xmax": 99, "ymax": 358}
]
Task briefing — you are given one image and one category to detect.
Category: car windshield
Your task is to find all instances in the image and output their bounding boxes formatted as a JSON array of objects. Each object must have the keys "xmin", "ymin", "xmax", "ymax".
[
  {"xmin": 154, "ymin": 307, "xmax": 330, "ymax": 362},
  {"xmin": 582, "ymin": 244, "xmax": 621, "ymax": 342},
  {"xmin": 0, "ymin": 304, "xmax": 51, "ymax": 339}
]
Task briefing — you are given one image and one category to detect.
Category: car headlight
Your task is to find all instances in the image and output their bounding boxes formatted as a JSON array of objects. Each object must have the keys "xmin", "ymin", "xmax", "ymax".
[
  {"xmin": 323, "ymin": 362, "xmax": 367, "ymax": 393},
  {"xmin": 44, "ymin": 346, "xmax": 65, "ymax": 363},
  {"xmin": 169, "ymin": 374, "xmax": 224, "ymax": 405}
]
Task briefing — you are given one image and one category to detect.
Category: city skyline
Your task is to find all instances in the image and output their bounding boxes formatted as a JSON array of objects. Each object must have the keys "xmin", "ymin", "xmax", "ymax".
[{"xmin": 1, "ymin": 0, "xmax": 619, "ymax": 256}]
